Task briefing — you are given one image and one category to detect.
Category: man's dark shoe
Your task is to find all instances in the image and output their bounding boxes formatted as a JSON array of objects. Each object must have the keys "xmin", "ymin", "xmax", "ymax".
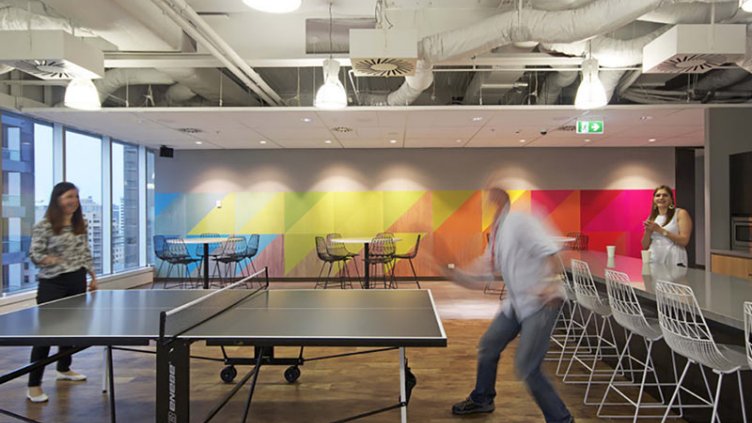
[{"xmin": 451, "ymin": 398, "xmax": 495, "ymax": 415}]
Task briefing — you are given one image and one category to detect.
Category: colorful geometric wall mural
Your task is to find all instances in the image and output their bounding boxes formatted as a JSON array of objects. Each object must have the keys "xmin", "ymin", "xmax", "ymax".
[{"xmin": 155, "ymin": 189, "xmax": 654, "ymax": 278}]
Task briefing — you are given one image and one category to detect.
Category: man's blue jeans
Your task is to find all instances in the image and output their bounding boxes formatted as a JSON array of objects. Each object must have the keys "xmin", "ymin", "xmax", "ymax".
[{"xmin": 469, "ymin": 304, "xmax": 572, "ymax": 423}]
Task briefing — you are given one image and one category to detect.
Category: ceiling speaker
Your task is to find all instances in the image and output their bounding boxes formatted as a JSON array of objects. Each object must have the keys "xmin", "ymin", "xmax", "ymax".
[{"xmin": 159, "ymin": 145, "xmax": 174, "ymax": 158}]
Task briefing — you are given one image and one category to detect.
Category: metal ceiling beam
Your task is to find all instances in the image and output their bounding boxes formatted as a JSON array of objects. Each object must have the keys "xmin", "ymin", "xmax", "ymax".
[
  {"xmin": 104, "ymin": 52, "xmax": 585, "ymax": 69},
  {"xmin": 150, "ymin": 0, "xmax": 283, "ymax": 106}
]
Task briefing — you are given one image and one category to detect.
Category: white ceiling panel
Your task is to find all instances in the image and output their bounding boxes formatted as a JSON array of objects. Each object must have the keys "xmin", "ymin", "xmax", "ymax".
[
  {"xmin": 406, "ymin": 110, "xmax": 494, "ymax": 128},
  {"xmin": 23, "ymin": 105, "xmax": 712, "ymax": 150}
]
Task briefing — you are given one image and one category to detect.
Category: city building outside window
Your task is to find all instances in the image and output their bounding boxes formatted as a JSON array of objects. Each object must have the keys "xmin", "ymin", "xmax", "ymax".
[
  {"xmin": 64, "ymin": 130, "xmax": 104, "ymax": 276},
  {"xmin": 1, "ymin": 114, "xmax": 53, "ymax": 294},
  {"xmin": 112, "ymin": 142, "xmax": 140, "ymax": 272}
]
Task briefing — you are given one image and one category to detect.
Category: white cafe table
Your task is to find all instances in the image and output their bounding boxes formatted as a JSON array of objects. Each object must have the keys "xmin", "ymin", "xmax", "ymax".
[
  {"xmin": 170, "ymin": 237, "xmax": 228, "ymax": 289},
  {"xmin": 331, "ymin": 237, "xmax": 401, "ymax": 289}
]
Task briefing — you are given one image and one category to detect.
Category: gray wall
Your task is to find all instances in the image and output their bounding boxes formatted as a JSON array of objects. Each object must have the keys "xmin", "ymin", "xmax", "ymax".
[
  {"xmin": 695, "ymin": 149, "xmax": 706, "ymax": 266},
  {"xmin": 705, "ymin": 108, "xmax": 752, "ymax": 261},
  {"xmin": 156, "ymin": 148, "xmax": 675, "ymax": 193}
]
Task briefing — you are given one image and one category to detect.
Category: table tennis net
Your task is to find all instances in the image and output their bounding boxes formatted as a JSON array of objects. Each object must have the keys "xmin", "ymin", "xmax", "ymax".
[{"xmin": 159, "ymin": 269, "xmax": 267, "ymax": 342}]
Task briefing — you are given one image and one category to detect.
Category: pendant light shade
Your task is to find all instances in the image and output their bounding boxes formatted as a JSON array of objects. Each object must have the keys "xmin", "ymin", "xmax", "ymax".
[
  {"xmin": 242, "ymin": 0, "xmax": 301, "ymax": 13},
  {"xmin": 64, "ymin": 78, "xmax": 101, "ymax": 110},
  {"xmin": 315, "ymin": 59, "xmax": 347, "ymax": 109},
  {"xmin": 574, "ymin": 57, "xmax": 607, "ymax": 110}
]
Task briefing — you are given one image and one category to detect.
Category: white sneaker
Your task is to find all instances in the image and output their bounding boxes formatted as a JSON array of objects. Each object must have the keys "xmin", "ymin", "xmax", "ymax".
[
  {"xmin": 26, "ymin": 387, "xmax": 48, "ymax": 403},
  {"xmin": 56, "ymin": 370, "xmax": 87, "ymax": 381}
]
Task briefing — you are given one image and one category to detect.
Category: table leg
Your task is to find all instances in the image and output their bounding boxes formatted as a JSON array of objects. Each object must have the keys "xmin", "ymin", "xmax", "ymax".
[
  {"xmin": 399, "ymin": 347, "xmax": 407, "ymax": 423},
  {"xmin": 203, "ymin": 243, "xmax": 210, "ymax": 289},
  {"xmin": 363, "ymin": 242, "xmax": 370, "ymax": 289}
]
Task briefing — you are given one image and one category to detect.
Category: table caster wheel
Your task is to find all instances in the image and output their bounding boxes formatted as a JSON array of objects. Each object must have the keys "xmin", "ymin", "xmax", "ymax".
[
  {"xmin": 220, "ymin": 365, "xmax": 237, "ymax": 383},
  {"xmin": 284, "ymin": 366, "xmax": 301, "ymax": 383}
]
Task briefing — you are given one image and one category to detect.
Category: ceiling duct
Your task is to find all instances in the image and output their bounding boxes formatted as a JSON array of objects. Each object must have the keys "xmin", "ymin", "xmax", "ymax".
[
  {"xmin": 642, "ymin": 24, "xmax": 747, "ymax": 73},
  {"xmin": 350, "ymin": 29, "xmax": 417, "ymax": 77},
  {"xmin": 0, "ymin": 30, "xmax": 103, "ymax": 80}
]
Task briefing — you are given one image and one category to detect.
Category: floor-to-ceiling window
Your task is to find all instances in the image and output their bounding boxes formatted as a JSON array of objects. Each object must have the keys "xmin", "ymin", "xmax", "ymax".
[
  {"xmin": 1, "ymin": 111, "xmax": 155, "ymax": 295},
  {"xmin": 1, "ymin": 114, "xmax": 53, "ymax": 294},
  {"xmin": 64, "ymin": 130, "xmax": 104, "ymax": 276},
  {"xmin": 112, "ymin": 141, "xmax": 140, "ymax": 272},
  {"xmin": 146, "ymin": 150, "xmax": 155, "ymax": 265}
]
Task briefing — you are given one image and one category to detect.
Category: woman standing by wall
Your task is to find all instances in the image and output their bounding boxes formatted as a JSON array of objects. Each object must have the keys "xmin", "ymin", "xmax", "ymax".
[
  {"xmin": 641, "ymin": 185, "xmax": 693, "ymax": 267},
  {"xmin": 26, "ymin": 182, "xmax": 97, "ymax": 402}
]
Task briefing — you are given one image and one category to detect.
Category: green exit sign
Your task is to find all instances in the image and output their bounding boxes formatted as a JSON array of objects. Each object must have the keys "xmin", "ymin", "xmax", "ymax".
[{"xmin": 576, "ymin": 120, "xmax": 604, "ymax": 134}]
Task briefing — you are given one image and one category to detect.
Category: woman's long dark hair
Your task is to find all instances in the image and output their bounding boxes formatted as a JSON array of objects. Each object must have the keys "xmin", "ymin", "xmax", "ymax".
[
  {"xmin": 45, "ymin": 182, "xmax": 86, "ymax": 235},
  {"xmin": 648, "ymin": 185, "xmax": 676, "ymax": 227}
]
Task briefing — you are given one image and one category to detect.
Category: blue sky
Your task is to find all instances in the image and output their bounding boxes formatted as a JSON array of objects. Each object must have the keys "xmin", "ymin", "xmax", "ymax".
[{"xmin": 34, "ymin": 126, "xmax": 126, "ymax": 207}]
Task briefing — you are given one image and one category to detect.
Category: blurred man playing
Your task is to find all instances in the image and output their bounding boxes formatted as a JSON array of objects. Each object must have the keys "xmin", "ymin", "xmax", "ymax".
[{"xmin": 446, "ymin": 187, "xmax": 573, "ymax": 423}]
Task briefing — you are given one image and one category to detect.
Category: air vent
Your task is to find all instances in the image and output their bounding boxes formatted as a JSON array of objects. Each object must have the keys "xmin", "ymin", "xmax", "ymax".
[
  {"xmin": 177, "ymin": 128, "xmax": 203, "ymax": 134},
  {"xmin": 643, "ymin": 25, "xmax": 746, "ymax": 74},
  {"xmin": 352, "ymin": 58, "xmax": 417, "ymax": 77},
  {"xmin": 350, "ymin": 29, "xmax": 417, "ymax": 77},
  {"xmin": 0, "ymin": 30, "xmax": 103, "ymax": 80},
  {"xmin": 650, "ymin": 54, "xmax": 728, "ymax": 73},
  {"xmin": 331, "ymin": 126, "xmax": 353, "ymax": 133}
]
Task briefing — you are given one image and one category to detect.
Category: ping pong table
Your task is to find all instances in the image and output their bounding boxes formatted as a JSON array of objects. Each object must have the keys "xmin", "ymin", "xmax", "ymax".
[{"xmin": 0, "ymin": 271, "xmax": 447, "ymax": 423}]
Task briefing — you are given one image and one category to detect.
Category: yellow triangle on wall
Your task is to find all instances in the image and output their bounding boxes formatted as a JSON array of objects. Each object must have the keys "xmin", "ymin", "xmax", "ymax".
[
  {"xmin": 189, "ymin": 193, "xmax": 236, "ymax": 234},
  {"xmin": 237, "ymin": 192, "xmax": 285, "ymax": 234}
]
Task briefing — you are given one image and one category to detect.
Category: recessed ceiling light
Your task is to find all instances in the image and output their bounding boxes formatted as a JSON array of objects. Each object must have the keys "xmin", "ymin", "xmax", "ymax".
[
  {"xmin": 259, "ymin": 140, "xmax": 267, "ymax": 144},
  {"xmin": 584, "ymin": 139, "xmax": 591, "ymax": 143},
  {"xmin": 648, "ymin": 138, "xmax": 657, "ymax": 143},
  {"xmin": 195, "ymin": 141, "xmax": 202, "ymax": 145},
  {"xmin": 301, "ymin": 118, "xmax": 312, "ymax": 123},
  {"xmin": 472, "ymin": 116, "xmax": 483, "ymax": 122},
  {"xmin": 455, "ymin": 139, "xmax": 462, "ymax": 143},
  {"xmin": 640, "ymin": 116, "xmax": 653, "ymax": 120},
  {"xmin": 519, "ymin": 139, "xmax": 526, "ymax": 143},
  {"xmin": 389, "ymin": 139, "xmax": 397, "ymax": 144},
  {"xmin": 324, "ymin": 139, "xmax": 332, "ymax": 144}
]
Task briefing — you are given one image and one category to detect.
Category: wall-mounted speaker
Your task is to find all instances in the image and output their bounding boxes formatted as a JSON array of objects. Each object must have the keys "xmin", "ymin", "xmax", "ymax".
[{"xmin": 159, "ymin": 145, "xmax": 174, "ymax": 158}]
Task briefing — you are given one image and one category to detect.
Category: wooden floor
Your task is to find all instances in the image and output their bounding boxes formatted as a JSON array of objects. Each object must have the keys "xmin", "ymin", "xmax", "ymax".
[{"xmin": 0, "ymin": 281, "xmax": 683, "ymax": 422}]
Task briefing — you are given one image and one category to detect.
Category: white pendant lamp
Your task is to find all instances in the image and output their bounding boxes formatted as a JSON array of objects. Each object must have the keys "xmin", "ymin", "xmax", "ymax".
[
  {"xmin": 574, "ymin": 57, "xmax": 607, "ymax": 110},
  {"xmin": 314, "ymin": 58, "xmax": 347, "ymax": 109},
  {"xmin": 64, "ymin": 78, "xmax": 101, "ymax": 110},
  {"xmin": 242, "ymin": 0, "xmax": 301, "ymax": 13},
  {"xmin": 314, "ymin": 2, "xmax": 346, "ymax": 109},
  {"xmin": 742, "ymin": 0, "xmax": 752, "ymax": 12}
]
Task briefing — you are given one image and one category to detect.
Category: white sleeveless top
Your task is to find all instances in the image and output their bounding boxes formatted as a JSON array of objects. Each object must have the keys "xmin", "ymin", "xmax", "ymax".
[{"xmin": 649, "ymin": 211, "xmax": 688, "ymax": 266}]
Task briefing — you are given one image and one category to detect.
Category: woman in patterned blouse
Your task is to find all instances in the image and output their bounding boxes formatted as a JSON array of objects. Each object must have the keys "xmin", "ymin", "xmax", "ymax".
[{"xmin": 26, "ymin": 182, "xmax": 97, "ymax": 403}]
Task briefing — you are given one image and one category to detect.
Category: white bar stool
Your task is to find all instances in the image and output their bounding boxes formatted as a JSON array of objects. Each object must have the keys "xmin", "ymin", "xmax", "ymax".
[
  {"xmin": 598, "ymin": 270, "xmax": 688, "ymax": 420},
  {"xmin": 655, "ymin": 280, "xmax": 749, "ymax": 423},
  {"xmin": 563, "ymin": 259, "xmax": 630, "ymax": 405}
]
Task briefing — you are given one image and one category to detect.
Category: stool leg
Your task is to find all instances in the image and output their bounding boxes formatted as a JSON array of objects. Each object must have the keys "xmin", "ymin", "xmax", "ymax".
[
  {"xmin": 408, "ymin": 259, "xmax": 419, "ymax": 288},
  {"xmin": 661, "ymin": 361, "xmax": 690, "ymax": 423}
]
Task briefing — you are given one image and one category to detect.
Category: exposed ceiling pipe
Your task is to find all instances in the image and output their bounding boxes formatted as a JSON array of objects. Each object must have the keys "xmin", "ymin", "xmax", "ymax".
[
  {"xmin": 94, "ymin": 68, "xmax": 175, "ymax": 103},
  {"xmin": 529, "ymin": 0, "xmax": 597, "ymax": 11},
  {"xmin": 164, "ymin": 82, "xmax": 195, "ymax": 104},
  {"xmin": 693, "ymin": 68, "xmax": 749, "ymax": 91},
  {"xmin": 160, "ymin": 67, "xmax": 260, "ymax": 106},
  {"xmin": 637, "ymin": 1, "xmax": 739, "ymax": 24},
  {"xmin": 538, "ymin": 26, "xmax": 667, "ymax": 104},
  {"xmin": 599, "ymin": 69, "xmax": 627, "ymax": 101},
  {"xmin": 22, "ymin": 0, "xmax": 182, "ymax": 51},
  {"xmin": 0, "ymin": 4, "xmax": 97, "ymax": 34},
  {"xmin": 150, "ymin": 0, "xmax": 283, "ymax": 106},
  {"xmin": 360, "ymin": 60, "xmax": 433, "ymax": 106},
  {"xmin": 367, "ymin": 0, "xmax": 665, "ymax": 106},
  {"xmin": 538, "ymin": 69, "xmax": 578, "ymax": 104},
  {"xmin": 727, "ymin": 75, "xmax": 752, "ymax": 91},
  {"xmin": 736, "ymin": 23, "xmax": 752, "ymax": 73},
  {"xmin": 541, "ymin": 26, "xmax": 669, "ymax": 68},
  {"xmin": 418, "ymin": 0, "xmax": 665, "ymax": 63}
]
